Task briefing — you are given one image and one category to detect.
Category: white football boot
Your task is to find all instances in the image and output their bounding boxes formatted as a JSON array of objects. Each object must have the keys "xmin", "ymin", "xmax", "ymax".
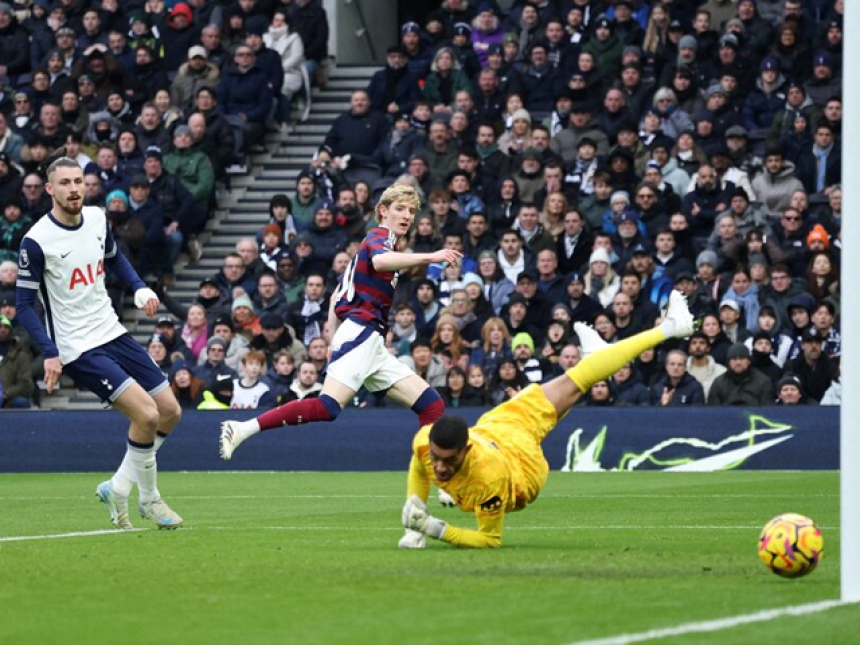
[{"xmin": 95, "ymin": 480, "xmax": 134, "ymax": 530}]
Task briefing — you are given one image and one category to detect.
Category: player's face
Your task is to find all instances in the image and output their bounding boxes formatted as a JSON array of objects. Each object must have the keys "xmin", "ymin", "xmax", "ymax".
[
  {"xmin": 379, "ymin": 200, "xmax": 416, "ymax": 237},
  {"xmin": 46, "ymin": 166, "xmax": 84, "ymax": 218},
  {"xmin": 429, "ymin": 441, "xmax": 469, "ymax": 482}
]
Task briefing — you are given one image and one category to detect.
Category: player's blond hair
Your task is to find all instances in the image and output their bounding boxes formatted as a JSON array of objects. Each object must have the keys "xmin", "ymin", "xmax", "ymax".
[{"xmin": 375, "ymin": 183, "xmax": 421, "ymax": 223}]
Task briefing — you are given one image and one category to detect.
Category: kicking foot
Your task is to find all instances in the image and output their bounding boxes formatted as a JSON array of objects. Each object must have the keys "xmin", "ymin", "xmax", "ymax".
[
  {"xmin": 220, "ymin": 420, "xmax": 251, "ymax": 461},
  {"xmin": 398, "ymin": 529, "xmax": 427, "ymax": 549},
  {"xmin": 139, "ymin": 498, "xmax": 184, "ymax": 529},
  {"xmin": 661, "ymin": 291, "xmax": 695, "ymax": 339},
  {"xmin": 437, "ymin": 489, "xmax": 456, "ymax": 508},
  {"xmin": 95, "ymin": 480, "xmax": 134, "ymax": 530},
  {"xmin": 573, "ymin": 323, "xmax": 609, "ymax": 357}
]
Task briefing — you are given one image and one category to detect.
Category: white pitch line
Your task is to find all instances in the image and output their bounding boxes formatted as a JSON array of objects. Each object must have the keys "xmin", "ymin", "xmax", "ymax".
[
  {"xmin": 0, "ymin": 528, "xmax": 146, "ymax": 543},
  {"xmin": 201, "ymin": 524, "xmax": 838, "ymax": 532},
  {"xmin": 566, "ymin": 599, "xmax": 855, "ymax": 645},
  {"xmin": 0, "ymin": 493, "xmax": 839, "ymax": 501}
]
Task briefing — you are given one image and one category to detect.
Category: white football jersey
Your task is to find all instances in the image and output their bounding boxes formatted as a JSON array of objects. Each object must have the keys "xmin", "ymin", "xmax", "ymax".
[
  {"xmin": 17, "ymin": 207, "xmax": 129, "ymax": 364},
  {"xmin": 229, "ymin": 379, "xmax": 271, "ymax": 409}
]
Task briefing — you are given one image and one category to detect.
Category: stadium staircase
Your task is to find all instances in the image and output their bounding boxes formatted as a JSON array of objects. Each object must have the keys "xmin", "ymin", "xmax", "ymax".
[{"xmin": 45, "ymin": 65, "xmax": 379, "ymax": 410}]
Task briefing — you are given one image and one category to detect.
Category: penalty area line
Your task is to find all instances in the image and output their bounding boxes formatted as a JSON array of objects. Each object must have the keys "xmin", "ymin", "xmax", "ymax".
[
  {"xmin": 0, "ymin": 528, "xmax": 146, "ymax": 543},
  {"xmin": 566, "ymin": 599, "xmax": 856, "ymax": 645}
]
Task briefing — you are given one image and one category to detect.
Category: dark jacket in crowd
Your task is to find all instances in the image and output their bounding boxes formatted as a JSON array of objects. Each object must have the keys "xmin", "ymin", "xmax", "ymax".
[{"xmin": 707, "ymin": 367, "xmax": 775, "ymax": 406}]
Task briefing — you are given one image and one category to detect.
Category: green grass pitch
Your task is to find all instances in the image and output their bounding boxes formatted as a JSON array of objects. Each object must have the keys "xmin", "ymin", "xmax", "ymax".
[{"xmin": 1, "ymin": 471, "xmax": 856, "ymax": 645}]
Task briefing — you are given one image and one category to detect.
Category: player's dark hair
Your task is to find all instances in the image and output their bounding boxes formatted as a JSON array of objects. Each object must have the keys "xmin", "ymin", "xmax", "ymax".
[{"xmin": 429, "ymin": 416, "xmax": 469, "ymax": 450}]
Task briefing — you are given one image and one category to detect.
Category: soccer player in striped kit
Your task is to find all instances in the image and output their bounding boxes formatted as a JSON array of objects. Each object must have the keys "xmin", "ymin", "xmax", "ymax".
[
  {"xmin": 16, "ymin": 156, "xmax": 183, "ymax": 530},
  {"xmin": 220, "ymin": 184, "xmax": 462, "ymax": 459}
]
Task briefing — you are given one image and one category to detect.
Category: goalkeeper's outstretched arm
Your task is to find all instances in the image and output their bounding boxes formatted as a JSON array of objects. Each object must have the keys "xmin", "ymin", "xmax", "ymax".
[
  {"xmin": 404, "ymin": 458, "xmax": 504, "ymax": 548},
  {"xmin": 440, "ymin": 512, "xmax": 503, "ymax": 549}
]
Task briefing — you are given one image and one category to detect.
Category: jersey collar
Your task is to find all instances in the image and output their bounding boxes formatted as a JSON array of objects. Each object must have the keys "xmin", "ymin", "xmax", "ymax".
[{"xmin": 48, "ymin": 211, "xmax": 84, "ymax": 231}]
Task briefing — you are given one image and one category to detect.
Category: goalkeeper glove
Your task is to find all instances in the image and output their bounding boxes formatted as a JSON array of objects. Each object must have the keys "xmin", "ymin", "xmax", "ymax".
[
  {"xmin": 402, "ymin": 494, "xmax": 447, "ymax": 540},
  {"xmin": 398, "ymin": 529, "xmax": 427, "ymax": 549},
  {"xmin": 437, "ymin": 488, "xmax": 456, "ymax": 508},
  {"xmin": 134, "ymin": 287, "xmax": 158, "ymax": 309}
]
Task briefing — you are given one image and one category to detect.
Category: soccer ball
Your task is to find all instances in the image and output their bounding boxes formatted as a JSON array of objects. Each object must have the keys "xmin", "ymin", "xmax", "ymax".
[{"xmin": 758, "ymin": 513, "xmax": 823, "ymax": 578}]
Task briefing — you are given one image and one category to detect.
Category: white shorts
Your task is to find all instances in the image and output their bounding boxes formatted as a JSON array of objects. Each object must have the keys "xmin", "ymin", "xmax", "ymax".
[{"xmin": 326, "ymin": 319, "xmax": 415, "ymax": 393}]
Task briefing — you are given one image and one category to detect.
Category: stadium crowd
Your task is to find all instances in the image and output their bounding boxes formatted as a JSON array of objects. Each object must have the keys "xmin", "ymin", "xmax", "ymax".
[{"xmin": 0, "ymin": 0, "xmax": 845, "ymax": 411}]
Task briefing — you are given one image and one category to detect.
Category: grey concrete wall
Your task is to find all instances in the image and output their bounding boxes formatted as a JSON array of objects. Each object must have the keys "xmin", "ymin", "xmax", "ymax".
[{"xmin": 324, "ymin": 0, "xmax": 399, "ymax": 65}]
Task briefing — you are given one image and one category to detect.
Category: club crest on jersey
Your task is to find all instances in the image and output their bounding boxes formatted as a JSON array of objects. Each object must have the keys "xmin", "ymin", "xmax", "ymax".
[
  {"xmin": 69, "ymin": 260, "xmax": 104, "ymax": 289},
  {"xmin": 480, "ymin": 496, "xmax": 503, "ymax": 513}
]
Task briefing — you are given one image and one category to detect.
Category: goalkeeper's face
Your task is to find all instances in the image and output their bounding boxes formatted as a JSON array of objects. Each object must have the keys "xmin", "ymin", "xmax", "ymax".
[{"xmin": 429, "ymin": 442, "xmax": 470, "ymax": 482}]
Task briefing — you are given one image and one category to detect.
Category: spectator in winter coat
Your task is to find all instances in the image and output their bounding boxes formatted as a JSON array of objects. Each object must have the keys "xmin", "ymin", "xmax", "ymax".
[
  {"xmin": 0, "ymin": 316, "xmax": 33, "ymax": 408},
  {"xmin": 368, "ymin": 45, "xmax": 420, "ymax": 115},
  {"xmin": 303, "ymin": 201, "xmax": 346, "ymax": 267},
  {"xmin": 0, "ymin": 6, "xmax": 31, "ymax": 85},
  {"xmin": 612, "ymin": 364, "xmax": 651, "ymax": 406},
  {"xmin": 682, "ymin": 164, "xmax": 731, "ymax": 240},
  {"xmin": 374, "ymin": 114, "xmax": 426, "ymax": 179},
  {"xmin": 289, "ymin": 0, "xmax": 329, "ymax": 79},
  {"xmin": 263, "ymin": 10, "xmax": 305, "ymax": 121},
  {"xmin": 163, "ymin": 125, "xmax": 215, "ymax": 212},
  {"xmin": 421, "ymin": 46, "xmax": 472, "ymax": 112},
  {"xmin": 707, "ymin": 343, "xmax": 775, "ymax": 406},
  {"xmin": 323, "ymin": 90, "xmax": 389, "ymax": 166},
  {"xmin": 750, "ymin": 146, "xmax": 805, "ymax": 218},
  {"xmin": 742, "ymin": 56, "xmax": 787, "ymax": 135},
  {"xmin": 127, "ymin": 174, "xmax": 166, "ymax": 279},
  {"xmin": 160, "ymin": 3, "xmax": 202, "ymax": 73},
  {"xmin": 549, "ymin": 103, "xmax": 610, "ymax": 165},
  {"xmin": 218, "ymin": 45, "xmax": 273, "ymax": 152},
  {"xmin": 775, "ymin": 375, "xmax": 816, "ymax": 406},
  {"xmin": 651, "ymin": 350, "xmax": 706, "ymax": 406},
  {"xmin": 170, "ymin": 45, "xmax": 221, "ymax": 113},
  {"xmin": 787, "ymin": 327, "xmax": 835, "ymax": 403},
  {"xmin": 795, "ymin": 122, "xmax": 841, "ymax": 197},
  {"xmin": 686, "ymin": 332, "xmax": 726, "ymax": 400}
]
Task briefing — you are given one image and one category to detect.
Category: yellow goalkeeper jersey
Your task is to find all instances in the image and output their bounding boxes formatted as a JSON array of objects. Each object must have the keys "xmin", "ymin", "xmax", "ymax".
[{"xmin": 408, "ymin": 385, "xmax": 557, "ymax": 548}]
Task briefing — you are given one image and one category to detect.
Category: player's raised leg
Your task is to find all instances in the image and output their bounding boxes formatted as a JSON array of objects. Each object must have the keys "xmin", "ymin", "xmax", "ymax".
[
  {"xmin": 110, "ymin": 384, "xmax": 183, "ymax": 529},
  {"xmin": 541, "ymin": 291, "xmax": 694, "ymax": 418},
  {"xmin": 386, "ymin": 373, "xmax": 446, "ymax": 429},
  {"xmin": 220, "ymin": 373, "xmax": 353, "ymax": 460}
]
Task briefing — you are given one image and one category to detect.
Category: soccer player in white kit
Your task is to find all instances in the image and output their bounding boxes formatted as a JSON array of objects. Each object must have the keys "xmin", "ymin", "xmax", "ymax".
[{"xmin": 15, "ymin": 157, "xmax": 184, "ymax": 530}]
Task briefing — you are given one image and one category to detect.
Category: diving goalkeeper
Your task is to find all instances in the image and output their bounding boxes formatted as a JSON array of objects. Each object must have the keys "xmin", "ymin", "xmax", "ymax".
[{"xmin": 400, "ymin": 291, "xmax": 694, "ymax": 549}]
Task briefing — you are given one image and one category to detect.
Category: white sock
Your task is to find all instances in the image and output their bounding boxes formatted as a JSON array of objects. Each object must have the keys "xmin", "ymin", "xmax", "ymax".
[
  {"xmin": 151, "ymin": 432, "xmax": 168, "ymax": 498},
  {"xmin": 111, "ymin": 450, "xmax": 136, "ymax": 498},
  {"xmin": 112, "ymin": 434, "xmax": 167, "ymax": 498},
  {"xmin": 128, "ymin": 441, "xmax": 158, "ymax": 504},
  {"xmin": 236, "ymin": 419, "xmax": 261, "ymax": 440}
]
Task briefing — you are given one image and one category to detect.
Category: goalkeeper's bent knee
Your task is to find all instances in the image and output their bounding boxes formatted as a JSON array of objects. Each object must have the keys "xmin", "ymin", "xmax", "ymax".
[{"xmin": 567, "ymin": 327, "xmax": 666, "ymax": 392}]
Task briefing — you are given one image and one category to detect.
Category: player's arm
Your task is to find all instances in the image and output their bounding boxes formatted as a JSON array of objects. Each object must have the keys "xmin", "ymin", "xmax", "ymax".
[
  {"xmin": 402, "ymin": 488, "xmax": 505, "ymax": 549},
  {"xmin": 15, "ymin": 238, "xmax": 62, "ymax": 392},
  {"xmin": 441, "ymin": 508, "xmax": 504, "ymax": 549},
  {"xmin": 371, "ymin": 248, "xmax": 463, "ymax": 272},
  {"xmin": 326, "ymin": 293, "xmax": 342, "ymax": 340},
  {"xmin": 103, "ymin": 221, "xmax": 159, "ymax": 317},
  {"xmin": 406, "ymin": 454, "xmax": 431, "ymax": 502}
]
